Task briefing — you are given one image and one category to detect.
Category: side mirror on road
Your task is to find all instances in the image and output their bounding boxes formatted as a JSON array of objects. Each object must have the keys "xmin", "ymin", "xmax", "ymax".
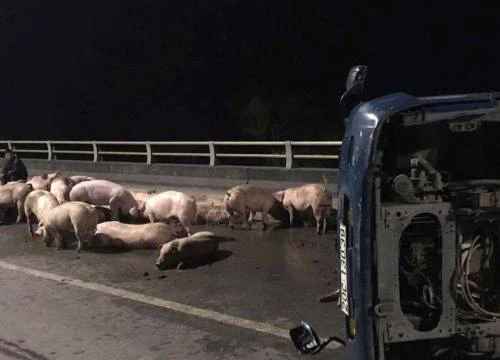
[{"xmin": 289, "ymin": 321, "xmax": 345, "ymax": 355}]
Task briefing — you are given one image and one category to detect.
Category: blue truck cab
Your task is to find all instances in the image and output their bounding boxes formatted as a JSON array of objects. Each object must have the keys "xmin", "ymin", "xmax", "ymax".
[{"xmin": 291, "ymin": 66, "xmax": 500, "ymax": 360}]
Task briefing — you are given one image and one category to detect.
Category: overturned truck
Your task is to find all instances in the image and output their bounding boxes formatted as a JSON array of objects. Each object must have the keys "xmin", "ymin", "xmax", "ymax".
[{"xmin": 291, "ymin": 66, "xmax": 500, "ymax": 359}]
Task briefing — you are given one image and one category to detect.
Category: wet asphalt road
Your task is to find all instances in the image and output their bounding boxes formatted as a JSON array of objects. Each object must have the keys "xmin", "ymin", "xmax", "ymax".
[{"xmin": 0, "ymin": 187, "xmax": 345, "ymax": 360}]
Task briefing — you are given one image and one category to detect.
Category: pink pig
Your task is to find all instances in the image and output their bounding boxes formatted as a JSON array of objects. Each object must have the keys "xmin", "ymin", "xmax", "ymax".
[{"xmin": 69, "ymin": 180, "xmax": 139, "ymax": 221}]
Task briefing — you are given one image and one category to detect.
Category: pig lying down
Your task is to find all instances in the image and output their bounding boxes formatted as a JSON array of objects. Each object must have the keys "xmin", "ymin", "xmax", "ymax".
[
  {"xmin": 224, "ymin": 185, "xmax": 277, "ymax": 230},
  {"xmin": 156, "ymin": 231, "xmax": 219, "ymax": 270},
  {"xmin": 69, "ymin": 180, "xmax": 139, "ymax": 221},
  {"xmin": 274, "ymin": 183, "xmax": 333, "ymax": 234},
  {"xmin": 143, "ymin": 191, "xmax": 197, "ymax": 235},
  {"xmin": 36, "ymin": 201, "xmax": 98, "ymax": 252},
  {"xmin": 24, "ymin": 190, "xmax": 59, "ymax": 238},
  {"xmin": 92, "ymin": 221, "xmax": 186, "ymax": 249},
  {"xmin": 0, "ymin": 182, "xmax": 33, "ymax": 223}
]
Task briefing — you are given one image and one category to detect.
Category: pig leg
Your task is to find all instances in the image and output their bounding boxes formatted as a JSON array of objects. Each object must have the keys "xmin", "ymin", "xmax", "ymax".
[
  {"xmin": 261, "ymin": 206, "xmax": 271, "ymax": 231},
  {"xmin": 313, "ymin": 209, "xmax": 325, "ymax": 235},
  {"xmin": 322, "ymin": 216, "xmax": 328, "ymax": 234},
  {"xmin": 54, "ymin": 232, "xmax": 64, "ymax": 250},
  {"xmin": 228, "ymin": 211, "xmax": 235, "ymax": 230},
  {"xmin": 227, "ymin": 209, "xmax": 239, "ymax": 230},
  {"xmin": 75, "ymin": 229, "xmax": 90, "ymax": 253},
  {"xmin": 26, "ymin": 212, "xmax": 35, "ymax": 240},
  {"xmin": 241, "ymin": 208, "xmax": 251, "ymax": 230},
  {"xmin": 178, "ymin": 215, "xmax": 193, "ymax": 236},
  {"xmin": 285, "ymin": 205, "xmax": 294, "ymax": 227},
  {"xmin": 109, "ymin": 197, "xmax": 121, "ymax": 221},
  {"xmin": 40, "ymin": 227, "xmax": 52, "ymax": 247},
  {"xmin": 75, "ymin": 230, "xmax": 84, "ymax": 253},
  {"xmin": 16, "ymin": 200, "xmax": 25, "ymax": 223}
]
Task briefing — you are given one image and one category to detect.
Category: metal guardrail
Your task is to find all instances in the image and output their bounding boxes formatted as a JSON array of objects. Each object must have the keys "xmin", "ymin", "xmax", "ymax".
[{"xmin": 0, "ymin": 140, "xmax": 342, "ymax": 169}]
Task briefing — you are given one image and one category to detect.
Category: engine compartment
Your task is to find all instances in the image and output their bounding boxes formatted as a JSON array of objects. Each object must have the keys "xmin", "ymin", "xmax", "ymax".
[{"xmin": 375, "ymin": 116, "xmax": 500, "ymax": 359}]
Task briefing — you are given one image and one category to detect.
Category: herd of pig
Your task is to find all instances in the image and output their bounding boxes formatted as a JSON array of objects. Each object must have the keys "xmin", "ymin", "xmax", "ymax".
[{"xmin": 0, "ymin": 172, "xmax": 335, "ymax": 270}]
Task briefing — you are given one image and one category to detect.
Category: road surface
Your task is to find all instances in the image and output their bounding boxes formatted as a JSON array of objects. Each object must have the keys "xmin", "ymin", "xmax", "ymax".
[{"xmin": 0, "ymin": 184, "xmax": 345, "ymax": 360}]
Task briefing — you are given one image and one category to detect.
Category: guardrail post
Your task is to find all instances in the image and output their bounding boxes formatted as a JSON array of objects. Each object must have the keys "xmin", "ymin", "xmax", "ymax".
[
  {"xmin": 92, "ymin": 142, "xmax": 98, "ymax": 162},
  {"xmin": 145, "ymin": 142, "xmax": 152, "ymax": 165},
  {"xmin": 208, "ymin": 141, "xmax": 216, "ymax": 167},
  {"xmin": 285, "ymin": 141, "xmax": 293, "ymax": 169},
  {"xmin": 46, "ymin": 141, "xmax": 52, "ymax": 160}
]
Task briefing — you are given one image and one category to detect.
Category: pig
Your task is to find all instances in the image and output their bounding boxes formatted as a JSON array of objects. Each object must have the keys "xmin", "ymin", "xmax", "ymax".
[
  {"xmin": 224, "ymin": 185, "xmax": 277, "ymax": 230},
  {"xmin": 274, "ymin": 183, "xmax": 333, "ymax": 234},
  {"xmin": 69, "ymin": 180, "xmax": 139, "ymax": 221},
  {"xmin": 50, "ymin": 176, "xmax": 75, "ymax": 204},
  {"xmin": 195, "ymin": 199, "xmax": 229, "ymax": 225},
  {"xmin": 132, "ymin": 190, "xmax": 156, "ymax": 212},
  {"xmin": 0, "ymin": 182, "xmax": 33, "ymax": 223},
  {"xmin": 92, "ymin": 221, "xmax": 186, "ymax": 249},
  {"xmin": 92, "ymin": 205, "xmax": 113, "ymax": 223},
  {"xmin": 143, "ymin": 191, "xmax": 197, "ymax": 235},
  {"xmin": 24, "ymin": 190, "xmax": 59, "ymax": 238},
  {"xmin": 27, "ymin": 174, "xmax": 52, "ymax": 190},
  {"xmin": 155, "ymin": 231, "xmax": 219, "ymax": 270},
  {"xmin": 35, "ymin": 201, "xmax": 98, "ymax": 252},
  {"xmin": 70, "ymin": 175, "xmax": 96, "ymax": 185}
]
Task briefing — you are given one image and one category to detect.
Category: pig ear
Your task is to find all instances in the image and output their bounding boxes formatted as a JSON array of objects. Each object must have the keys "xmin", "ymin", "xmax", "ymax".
[
  {"xmin": 274, "ymin": 191, "xmax": 285, "ymax": 202},
  {"xmin": 169, "ymin": 243, "xmax": 179, "ymax": 253}
]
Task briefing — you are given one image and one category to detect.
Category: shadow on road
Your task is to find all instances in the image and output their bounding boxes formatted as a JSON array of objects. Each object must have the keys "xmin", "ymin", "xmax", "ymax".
[{"xmin": 160, "ymin": 249, "xmax": 234, "ymax": 271}]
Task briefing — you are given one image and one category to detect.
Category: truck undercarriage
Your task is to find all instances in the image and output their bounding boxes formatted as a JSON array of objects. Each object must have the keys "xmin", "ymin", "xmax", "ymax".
[{"xmin": 375, "ymin": 114, "xmax": 500, "ymax": 359}]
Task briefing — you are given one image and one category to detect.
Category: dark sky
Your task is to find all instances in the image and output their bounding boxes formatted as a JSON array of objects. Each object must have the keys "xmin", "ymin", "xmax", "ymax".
[{"xmin": 1, "ymin": 1, "xmax": 499, "ymax": 140}]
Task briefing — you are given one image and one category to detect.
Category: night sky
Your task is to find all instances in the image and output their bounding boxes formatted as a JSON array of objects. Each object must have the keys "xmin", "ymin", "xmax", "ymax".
[{"xmin": 1, "ymin": 1, "xmax": 499, "ymax": 141}]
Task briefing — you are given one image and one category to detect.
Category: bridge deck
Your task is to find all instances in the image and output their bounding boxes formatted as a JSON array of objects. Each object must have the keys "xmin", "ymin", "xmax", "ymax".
[{"xmin": 0, "ymin": 182, "xmax": 345, "ymax": 360}]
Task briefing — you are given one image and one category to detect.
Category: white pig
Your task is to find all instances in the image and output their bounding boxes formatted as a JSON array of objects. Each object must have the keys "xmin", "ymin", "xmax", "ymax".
[
  {"xmin": 92, "ymin": 221, "xmax": 186, "ymax": 249},
  {"xmin": 143, "ymin": 191, "xmax": 197, "ymax": 235},
  {"xmin": 0, "ymin": 182, "xmax": 33, "ymax": 223},
  {"xmin": 27, "ymin": 174, "xmax": 51, "ymax": 190},
  {"xmin": 155, "ymin": 231, "xmax": 219, "ymax": 270},
  {"xmin": 274, "ymin": 183, "xmax": 333, "ymax": 234},
  {"xmin": 224, "ymin": 185, "xmax": 276, "ymax": 230},
  {"xmin": 50, "ymin": 176, "xmax": 75, "ymax": 204},
  {"xmin": 69, "ymin": 180, "xmax": 139, "ymax": 221},
  {"xmin": 35, "ymin": 201, "xmax": 98, "ymax": 252},
  {"xmin": 24, "ymin": 190, "xmax": 59, "ymax": 238}
]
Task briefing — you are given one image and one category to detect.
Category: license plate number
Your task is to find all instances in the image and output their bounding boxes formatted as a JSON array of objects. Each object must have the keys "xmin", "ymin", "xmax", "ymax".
[{"xmin": 339, "ymin": 223, "xmax": 349, "ymax": 316}]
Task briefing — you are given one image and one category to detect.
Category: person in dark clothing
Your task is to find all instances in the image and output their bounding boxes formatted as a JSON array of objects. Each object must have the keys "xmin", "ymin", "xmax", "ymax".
[{"xmin": 1, "ymin": 149, "xmax": 28, "ymax": 185}]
